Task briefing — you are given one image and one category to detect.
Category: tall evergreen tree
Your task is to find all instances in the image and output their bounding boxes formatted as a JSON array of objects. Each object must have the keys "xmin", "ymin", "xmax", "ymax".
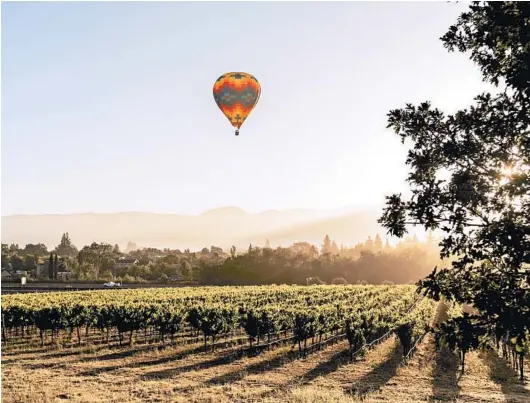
[
  {"xmin": 54, "ymin": 254, "xmax": 58, "ymax": 280},
  {"xmin": 374, "ymin": 234, "xmax": 383, "ymax": 251},
  {"xmin": 321, "ymin": 235, "xmax": 332, "ymax": 255},
  {"xmin": 48, "ymin": 252, "xmax": 54, "ymax": 279},
  {"xmin": 364, "ymin": 236, "xmax": 374, "ymax": 251},
  {"xmin": 54, "ymin": 232, "xmax": 78, "ymax": 257},
  {"xmin": 426, "ymin": 230, "xmax": 435, "ymax": 247}
]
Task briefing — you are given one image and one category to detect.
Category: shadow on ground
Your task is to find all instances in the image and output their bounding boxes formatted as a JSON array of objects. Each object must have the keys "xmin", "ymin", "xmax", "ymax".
[
  {"xmin": 346, "ymin": 342, "xmax": 402, "ymax": 398},
  {"xmin": 431, "ymin": 346, "xmax": 461, "ymax": 401},
  {"xmin": 299, "ymin": 348, "xmax": 351, "ymax": 384},
  {"xmin": 172, "ymin": 348, "xmax": 301, "ymax": 394},
  {"xmin": 77, "ymin": 344, "xmax": 236, "ymax": 377},
  {"xmin": 479, "ymin": 348, "xmax": 529, "ymax": 399},
  {"xmin": 138, "ymin": 350, "xmax": 242, "ymax": 380}
]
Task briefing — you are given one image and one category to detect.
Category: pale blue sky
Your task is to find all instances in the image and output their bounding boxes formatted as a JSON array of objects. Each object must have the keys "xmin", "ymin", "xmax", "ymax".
[{"xmin": 2, "ymin": 1, "xmax": 489, "ymax": 216}]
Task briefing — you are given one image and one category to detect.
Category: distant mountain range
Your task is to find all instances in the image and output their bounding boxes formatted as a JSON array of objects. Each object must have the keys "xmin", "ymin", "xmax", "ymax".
[{"xmin": 1, "ymin": 205, "xmax": 402, "ymax": 251}]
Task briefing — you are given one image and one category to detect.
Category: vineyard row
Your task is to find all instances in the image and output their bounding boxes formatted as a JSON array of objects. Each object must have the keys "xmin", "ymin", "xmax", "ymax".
[{"xmin": 2, "ymin": 285, "xmax": 437, "ymax": 359}]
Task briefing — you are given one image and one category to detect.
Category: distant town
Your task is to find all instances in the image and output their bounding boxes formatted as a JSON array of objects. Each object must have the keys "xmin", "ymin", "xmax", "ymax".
[{"xmin": 1, "ymin": 231, "xmax": 443, "ymax": 286}]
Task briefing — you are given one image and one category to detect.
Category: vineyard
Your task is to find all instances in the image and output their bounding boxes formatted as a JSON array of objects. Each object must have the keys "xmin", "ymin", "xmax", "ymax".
[
  {"xmin": 2, "ymin": 285, "xmax": 529, "ymax": 403},
  {"xmin": 1, "ymin": 285, "xmax": 435, "ymax": 361}
]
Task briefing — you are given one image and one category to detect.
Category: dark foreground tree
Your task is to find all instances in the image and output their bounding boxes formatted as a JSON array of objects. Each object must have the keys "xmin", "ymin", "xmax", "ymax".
[{"xmin": 379, "ymin": 1, "xmax": 529, "ymax": 379}]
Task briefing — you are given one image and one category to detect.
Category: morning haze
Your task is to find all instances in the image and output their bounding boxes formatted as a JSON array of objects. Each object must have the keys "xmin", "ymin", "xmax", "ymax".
[
  {"xmin": 1, "ymin": 207, "xmax": 391, "ymax": 250},
  {"xmin": 2, "ymin": 2, "xmax": 487, "ymax": 223}
]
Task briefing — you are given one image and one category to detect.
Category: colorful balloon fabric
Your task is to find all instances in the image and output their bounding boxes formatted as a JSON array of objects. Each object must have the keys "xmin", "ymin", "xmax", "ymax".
[{"xmin": 213, "ymin": 72, "xmax": 261, "ymax": 135}]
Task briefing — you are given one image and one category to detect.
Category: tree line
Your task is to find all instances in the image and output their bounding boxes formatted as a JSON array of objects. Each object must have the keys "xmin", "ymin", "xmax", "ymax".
[
  {"xmin": 199, "ymin": 235, "xmax": 443, "ymax": 286},
  {"xmin": 2, "ymin": 231, "xmax": 444, "ymax": 286}
]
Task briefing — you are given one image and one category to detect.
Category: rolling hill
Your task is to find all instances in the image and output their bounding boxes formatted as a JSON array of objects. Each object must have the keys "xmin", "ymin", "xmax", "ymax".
[{"xmin": 1, "ymin": 206, "xmax": 395, "ymax": 251}]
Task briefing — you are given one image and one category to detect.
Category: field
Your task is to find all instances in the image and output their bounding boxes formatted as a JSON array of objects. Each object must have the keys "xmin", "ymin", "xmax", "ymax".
[{"xmin": 2, "ymin": 285, "xmax": 529, "ymax": 402}]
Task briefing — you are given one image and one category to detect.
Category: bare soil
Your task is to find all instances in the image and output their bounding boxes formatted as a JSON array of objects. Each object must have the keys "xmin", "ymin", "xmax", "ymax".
[{"xmin": 2, "ymin": 332, "xmax": 528, "ymax": 403}]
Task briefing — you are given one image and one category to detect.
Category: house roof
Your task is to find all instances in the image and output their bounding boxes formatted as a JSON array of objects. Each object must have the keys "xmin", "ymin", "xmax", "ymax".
[
  {"xmin": 117, "ymin": 258, "xmax": 138, "ymax": 264},
  {"xmin": 40, "ymin": 260, "xmax": 66, "ymax": 265}
]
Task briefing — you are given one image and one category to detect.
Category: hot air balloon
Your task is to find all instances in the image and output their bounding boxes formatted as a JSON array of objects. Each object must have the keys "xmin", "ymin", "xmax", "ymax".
[{"xmin": 213, "ymin": 72, "xmax": 261, "ymax": 136}]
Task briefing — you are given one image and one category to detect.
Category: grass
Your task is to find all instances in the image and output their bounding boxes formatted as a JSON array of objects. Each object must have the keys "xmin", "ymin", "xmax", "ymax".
[{"xmin": 2, "ymin": 331, "xmax": 529, "ymax": 403}]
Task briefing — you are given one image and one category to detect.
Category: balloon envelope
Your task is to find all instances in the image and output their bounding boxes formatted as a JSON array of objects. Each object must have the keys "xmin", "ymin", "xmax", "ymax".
[{"xmin": 213, "ymin": 72, "xmax": 261, "ymax": 132}]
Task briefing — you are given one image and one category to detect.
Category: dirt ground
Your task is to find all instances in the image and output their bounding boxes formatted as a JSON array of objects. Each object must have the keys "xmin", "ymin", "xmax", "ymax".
[{"xmin": 2, "ymin": 332, "xmax": 529, "ymax": 403}]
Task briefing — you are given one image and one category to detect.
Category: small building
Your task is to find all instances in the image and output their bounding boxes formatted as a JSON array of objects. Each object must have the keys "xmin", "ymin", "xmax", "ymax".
[
  {"xmin": 115, "ymin": 258, "xmax": 139, "ymax": 269},
  {"xmin": 2, "ymin": 269, "xmax": 27, "ymax": 281},
  {"xmin": 57, "ymin": 271, "xmax": 71, "ymax": 281},
  {"xmin": 168, "ymin": 274, "xmax": 184, "ymax": 282},
  {"xmin": 36, "ymin": 261, "xmax": 47, "ymax": 277},
  {"xmin": 36, "ymin": 260, "xmax": 67, "ymax": 277}
]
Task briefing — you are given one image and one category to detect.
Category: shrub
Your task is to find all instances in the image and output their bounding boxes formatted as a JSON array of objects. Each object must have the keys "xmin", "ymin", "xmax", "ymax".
[
  {"xmin": 306, "ymin": 276, "xmax": 325, "ymax": 285},
  {"xmin": 356, "ymin": 280, "xmax": 368, "ymax": 286},
  {"xmin": 122, "ymin": 274, "xmax": 135, "ymax": 283},
  {"xmin": 332, "ymin": 277, "xmax": 348, "ymax": 285}
]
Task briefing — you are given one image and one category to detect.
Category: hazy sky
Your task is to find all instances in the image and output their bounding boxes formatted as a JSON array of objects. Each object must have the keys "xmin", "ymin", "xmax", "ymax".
[{"xmin": 2, "ymin": 2, "xmax": 490, "ymax": 216}]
